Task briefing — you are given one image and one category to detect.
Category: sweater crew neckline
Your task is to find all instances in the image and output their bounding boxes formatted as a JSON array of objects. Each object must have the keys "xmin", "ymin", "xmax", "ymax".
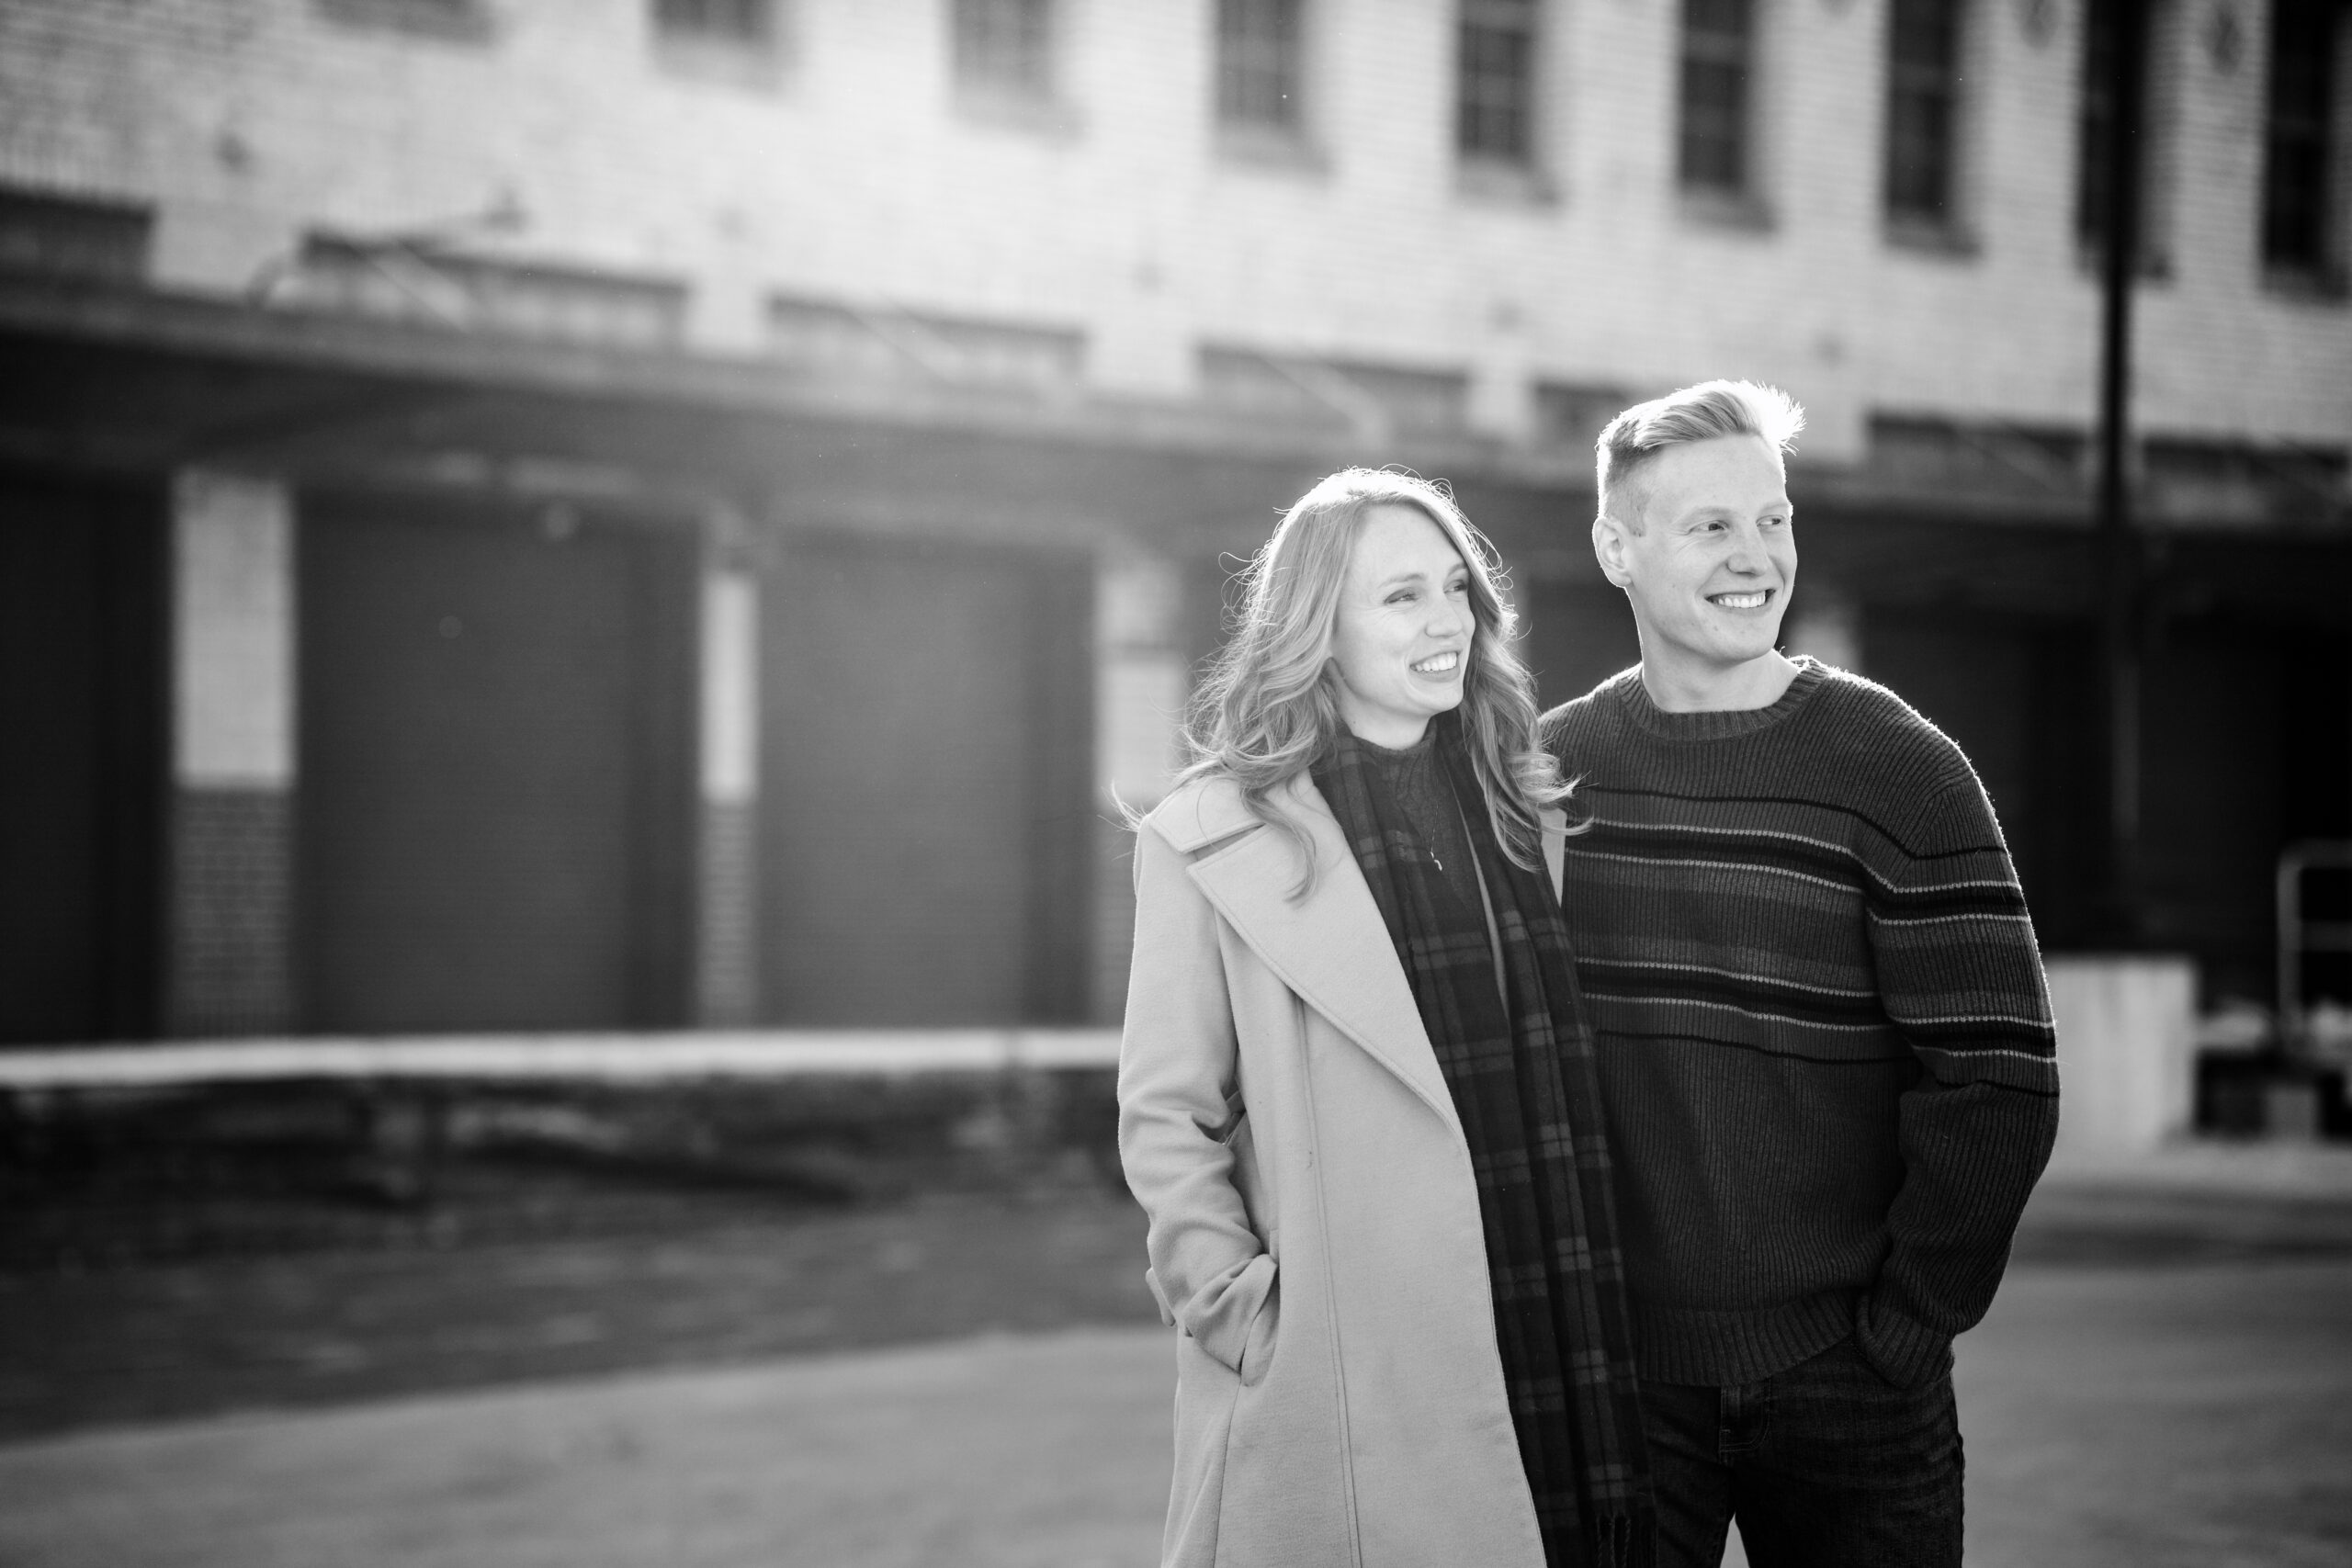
[{"xmin": 1611, "ymin": 657, "xmax": 1831, "ymax": 741}]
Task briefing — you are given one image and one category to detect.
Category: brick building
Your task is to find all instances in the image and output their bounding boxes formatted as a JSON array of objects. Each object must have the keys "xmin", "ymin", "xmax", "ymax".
[{"xmin": 1, "ymin": 0, "xmax": 2346, "ymax": 1045}]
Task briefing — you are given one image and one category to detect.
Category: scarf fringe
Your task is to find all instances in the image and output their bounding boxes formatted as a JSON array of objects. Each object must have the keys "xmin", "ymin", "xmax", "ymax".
[{"xmin": 1588, "ymin": 1506, "xmax": 1657, "ymax": 1568}]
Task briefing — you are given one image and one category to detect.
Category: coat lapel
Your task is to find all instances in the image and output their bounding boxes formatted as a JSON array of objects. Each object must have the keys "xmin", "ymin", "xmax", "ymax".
[{"xmin": 1179, "ymin": 777, "xmax": 1461, "ymax": 1135}]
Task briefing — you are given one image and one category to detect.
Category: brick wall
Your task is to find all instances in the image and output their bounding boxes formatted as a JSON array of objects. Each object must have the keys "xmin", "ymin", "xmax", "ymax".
[
  {"xmin": 0, "ymin": 0, "xmax": 2341, "ymax": 459},
  {"xmin": 164, "ymin": 787, "xmax": 295, "ymax": 1035},
  {"xmin": 695, "ymin": 797, "xmax": 760, "ymax": 1025}
]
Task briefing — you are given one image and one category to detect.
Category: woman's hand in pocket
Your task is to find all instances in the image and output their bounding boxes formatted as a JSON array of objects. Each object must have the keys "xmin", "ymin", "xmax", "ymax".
[{"xmin": 1238, "ymin": 1277, "xmax": 1279, "ymax": 1388}]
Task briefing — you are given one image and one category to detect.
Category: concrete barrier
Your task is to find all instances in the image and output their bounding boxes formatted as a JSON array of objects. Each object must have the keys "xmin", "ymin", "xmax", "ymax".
[
  {"xmin": 0, "ymin": 1029, "xmax": 1125, "ymax": 1090},
  {"xmin": 2046, "ymin": 954, "xmax": 2198, "ymax": 1158}
]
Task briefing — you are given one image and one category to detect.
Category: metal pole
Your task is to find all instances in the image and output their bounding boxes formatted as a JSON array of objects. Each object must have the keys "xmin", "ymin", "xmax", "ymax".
[{"xmin": 2092, "ymin": 0, "xmax": 2148, "ymax": 945}]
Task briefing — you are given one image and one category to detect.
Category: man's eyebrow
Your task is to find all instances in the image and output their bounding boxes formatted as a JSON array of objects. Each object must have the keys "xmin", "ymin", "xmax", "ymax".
[{"xmin": 1677, "ymin": 498, "xmax": 1793, "ymax": 523}]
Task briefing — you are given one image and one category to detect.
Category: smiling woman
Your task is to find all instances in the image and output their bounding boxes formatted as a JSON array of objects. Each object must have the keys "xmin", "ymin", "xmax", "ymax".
[
  {"xmin": 1326, "ymin": 502, "xmax": 1476, "ymax": 749},
  {"xmin": 1117, "ymin": 468, "xmax": 1657, "ymax": 1568}
]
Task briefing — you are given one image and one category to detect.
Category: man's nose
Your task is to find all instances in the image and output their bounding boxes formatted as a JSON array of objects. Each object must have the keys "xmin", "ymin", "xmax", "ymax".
[{"xmin": 1723, "ymin": 521, "xmax": 1770, "ymax": 570}]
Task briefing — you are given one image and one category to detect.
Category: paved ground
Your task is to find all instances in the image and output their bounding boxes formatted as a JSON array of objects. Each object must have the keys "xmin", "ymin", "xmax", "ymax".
[
  {"xmin": 0, "ymin": 1259, "xmax": 2346, "ymax": 1568},
  {"xmin": 0, "ymin": 1190, "xmax": 1155, "ymax": 1440},
  {"xmin": 2, "ymin": 1144, "xmax": 2348, "ymax": 1566}
]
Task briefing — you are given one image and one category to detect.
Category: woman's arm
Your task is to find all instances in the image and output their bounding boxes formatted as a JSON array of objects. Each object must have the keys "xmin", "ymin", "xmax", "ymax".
[{"xmin": 1116, "ymin": 819, "xmax": 1276, "ymax": 1375}]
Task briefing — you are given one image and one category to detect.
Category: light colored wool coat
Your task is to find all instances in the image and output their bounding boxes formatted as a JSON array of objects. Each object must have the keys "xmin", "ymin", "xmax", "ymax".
[{"xmin": 1118, "ymin": 770, "xmax": 1567, "ymax": 1568}]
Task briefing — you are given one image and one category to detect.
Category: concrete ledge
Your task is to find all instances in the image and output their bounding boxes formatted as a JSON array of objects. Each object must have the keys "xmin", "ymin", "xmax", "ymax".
[{"xmin": 0, "ymin": 1030, "xmax": 1123, "ymax": 1090}]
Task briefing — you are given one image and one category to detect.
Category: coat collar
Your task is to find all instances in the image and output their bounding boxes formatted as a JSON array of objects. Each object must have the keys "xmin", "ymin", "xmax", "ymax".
[{"xmin": 1149, "ymin": 773, "xmax": 1460, "ymax": 1134}]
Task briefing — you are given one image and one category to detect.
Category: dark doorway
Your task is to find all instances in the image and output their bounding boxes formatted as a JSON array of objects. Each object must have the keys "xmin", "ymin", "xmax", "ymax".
[
  {"xmin": 299, "ymin": 495, "xmax": 694, "ymax": 1032},
  {"xmin": 0, "ymin": 472, "xmax": 165, "ymax": 1043},
  {"xmin": 761, "ymin": 533, "xmax": 1094, "ymax": 1025}
]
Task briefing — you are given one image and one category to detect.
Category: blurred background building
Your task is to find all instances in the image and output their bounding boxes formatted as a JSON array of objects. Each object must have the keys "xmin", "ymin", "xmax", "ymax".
[{"xmin": 0, "ymin": 0, "xmax": 2346, "ymax": 1090}]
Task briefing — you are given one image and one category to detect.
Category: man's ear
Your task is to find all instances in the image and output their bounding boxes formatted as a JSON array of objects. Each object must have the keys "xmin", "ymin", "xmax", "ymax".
[{"xmin": 1591, "ymin": 510, "xmax": 1634, "ymax": 589}]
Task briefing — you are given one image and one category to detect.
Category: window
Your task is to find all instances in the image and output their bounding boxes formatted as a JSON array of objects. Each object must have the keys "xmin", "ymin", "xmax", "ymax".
[
  {"xmin": 954, "ymin": 0, "xmax": 1054, "ymax": 103},
  {"xmin": 1866, "ymin": 414, "xmax": 2086, "ymax": 499},
  {"xmin": 290, "ymin": 236, "xmax": 688, "ymax": 349},
  {"xmin": 2263, "ymin": 0, "xmax": 2347, "ymax": 284},
  {"xmin": 1217, "ymin": 0, "xmax": 1306, "ymax": 132},
  {"xmin": 653, "ymin": 0, "xmax": 774, "ymax": 46},
  {"xmin": 1533, "ymin": 382, "xmax": 1633, "ymax": 455},
  {"xmin": 770, "ymin": 298, "xmax": 1086, "ymax": 391},
  {"xmin": 1458, "ymin": 0, "xmax": 1540, "ymax": 165},
  {"xmin": 313, "ymin": 0, "xmax": 491, "ymax": 43},
  {"xmin": 1199, "ymin": 345, "xmax": 1469, "ymax": 442},
  {"xmin": 2075, "ymin": 0, "xmax": 2168, "ymax": 262},
  {"xmin": 0, "ymin": 189, "xmax": 152, "ymax": 285},
  {"xmin": 1883, "ymin": 0, "xmax": 1963, "ymax": 233},
  {"xmin": 1679, "ymin": 0, "xmax": 1756, "ymax": 198},
  {"xmin": 2143, "ymin": 438, "xmax": 2348, "ymax": 524}
]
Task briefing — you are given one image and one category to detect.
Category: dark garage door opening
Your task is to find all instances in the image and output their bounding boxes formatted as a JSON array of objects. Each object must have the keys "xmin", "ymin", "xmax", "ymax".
[{"xmin": 299, "ymin": 494, "xmax": 693, "ymax": 1032}]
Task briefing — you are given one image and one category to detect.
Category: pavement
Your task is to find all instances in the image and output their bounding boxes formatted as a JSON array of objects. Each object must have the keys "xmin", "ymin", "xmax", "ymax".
[{"xmin": 1, "ymin": 1142, "xmax": 2348, "ymax": 1567}]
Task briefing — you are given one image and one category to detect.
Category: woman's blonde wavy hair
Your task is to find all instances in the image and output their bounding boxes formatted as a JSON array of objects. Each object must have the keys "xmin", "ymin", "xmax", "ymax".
[{"xmin": 1176, "ymin": 468, "xmax": 1572, "ymax": 894}]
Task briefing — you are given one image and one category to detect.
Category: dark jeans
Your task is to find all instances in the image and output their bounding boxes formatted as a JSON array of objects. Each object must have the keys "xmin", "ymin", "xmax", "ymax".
[{"xmin": 1643, "ymin": 1334, "xmax": 1962, "ymax": 1568}]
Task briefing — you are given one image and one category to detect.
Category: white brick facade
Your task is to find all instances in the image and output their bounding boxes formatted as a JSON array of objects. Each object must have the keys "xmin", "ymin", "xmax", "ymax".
[{"xmin": 3, "ymin": 0, "xmax": 2343, "ymax": 462}]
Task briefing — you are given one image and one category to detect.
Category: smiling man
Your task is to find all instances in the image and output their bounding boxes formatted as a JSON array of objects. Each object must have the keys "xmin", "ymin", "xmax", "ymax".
[{"xmin": 1542, "ymin": 382, "xmax": 2060, "ymax": 1568}]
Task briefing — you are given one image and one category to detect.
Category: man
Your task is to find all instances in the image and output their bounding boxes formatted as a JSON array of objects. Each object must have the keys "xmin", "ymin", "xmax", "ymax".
[{"xmin": 1542, "ymin": 380, "xmax": 2059, "ymax": 1567}]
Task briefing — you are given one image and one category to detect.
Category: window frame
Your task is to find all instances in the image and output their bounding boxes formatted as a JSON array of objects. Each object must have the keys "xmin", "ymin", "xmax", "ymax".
[
  {"xmin": 650, "ymin": 0, "xmax": 787, "ymax": 87},
  {"xmin": 1213, "ymin": 0, "xmax": 1324, "ymax": 171},
  {"xmin": 312, "ymin": 0, "xmax": 494, "ymax": 45},
  {"xmin": 2260, "ymin": 0, "xmax": 2352, "ymax": 296},
  {"xmin": 0, "ymin": 187, "xmax": 154, "ymax": 287},
  {"xmin": 951, "ymin": 0, "xmax": 1055, "ymax": 104},
  {"xmin": 652, "ymin": 0, "xmax": 775, "ymax": 47},
  {"xmin": 2074, "ymin": 0, "xmax": 2177, "ymax": 277},
  {"xmin": 1881, "ymin": 0, "xmax": 1980, "ymax": 255},
  {"xmin": 1676, "ymin": 0, "xmax": 1773, "ymax": 229},
  {"xmin": 1456, "ymin": 0, "xmax": 1544, "ymax": 172}
]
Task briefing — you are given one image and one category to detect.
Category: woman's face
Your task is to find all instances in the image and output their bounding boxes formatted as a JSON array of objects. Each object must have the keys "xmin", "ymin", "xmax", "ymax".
[{"xmin": 1328, "ymin": 503, "xmax": 1476, "ymax": 749}]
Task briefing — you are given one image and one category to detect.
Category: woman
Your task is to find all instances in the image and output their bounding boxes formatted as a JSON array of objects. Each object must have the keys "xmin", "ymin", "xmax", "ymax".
[{"xmin": 1118, "ymin": 468, "xmax": 1654, "ymax": 1568}]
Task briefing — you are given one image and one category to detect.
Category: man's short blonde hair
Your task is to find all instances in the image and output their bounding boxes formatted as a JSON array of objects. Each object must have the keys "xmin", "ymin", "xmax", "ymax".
[{"xmin": 1597, "ymin": 379, "xmax": 1806, "ymax": 529}]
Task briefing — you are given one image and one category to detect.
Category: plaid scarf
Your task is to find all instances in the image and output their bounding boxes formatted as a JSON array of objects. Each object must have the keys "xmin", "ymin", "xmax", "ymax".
[{"xmin": 1312, "ymin": 714, "xmax": 1654, "ymax": 1568}]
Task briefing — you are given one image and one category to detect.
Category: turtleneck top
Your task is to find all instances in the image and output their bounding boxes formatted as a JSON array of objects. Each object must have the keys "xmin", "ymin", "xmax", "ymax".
[{"xmin": 1363, "ymin": 727, "xmax": 1481, "ymax": 915}]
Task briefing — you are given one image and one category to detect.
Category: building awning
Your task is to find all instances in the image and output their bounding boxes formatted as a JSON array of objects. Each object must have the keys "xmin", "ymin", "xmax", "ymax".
[{"xmin": 2, "ymin": 273, "xmax": 2346, "ymax": 628}]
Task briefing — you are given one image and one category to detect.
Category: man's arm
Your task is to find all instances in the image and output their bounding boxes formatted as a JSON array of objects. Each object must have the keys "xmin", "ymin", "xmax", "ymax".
[{"xmin": 1859, "ymin": 773, "xmax": 2061, "ymax": 1386}]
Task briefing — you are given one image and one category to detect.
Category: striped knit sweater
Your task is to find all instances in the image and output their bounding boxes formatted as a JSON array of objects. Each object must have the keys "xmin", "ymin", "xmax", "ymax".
[{"xmin": 1543, "ymin": 658, "xmax": 2059, "ymax": 1390}]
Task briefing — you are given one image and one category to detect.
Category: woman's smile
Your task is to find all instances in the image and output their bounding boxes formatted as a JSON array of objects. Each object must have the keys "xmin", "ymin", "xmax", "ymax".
[{"xmin": 1329, "ymin": 503, "xmax": 1477, "ymax": 748}]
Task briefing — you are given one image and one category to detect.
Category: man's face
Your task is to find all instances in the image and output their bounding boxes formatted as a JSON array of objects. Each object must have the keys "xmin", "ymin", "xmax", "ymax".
[{"xmin": 1597, "ymin": 434, "xmax": 1796, "ymax": 673}]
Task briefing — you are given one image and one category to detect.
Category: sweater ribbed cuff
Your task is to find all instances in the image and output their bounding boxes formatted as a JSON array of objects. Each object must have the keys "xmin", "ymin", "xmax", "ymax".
[{"xmin": 1853, "ymin": 1296, "xmax": 1954, "ymax": 1389}]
